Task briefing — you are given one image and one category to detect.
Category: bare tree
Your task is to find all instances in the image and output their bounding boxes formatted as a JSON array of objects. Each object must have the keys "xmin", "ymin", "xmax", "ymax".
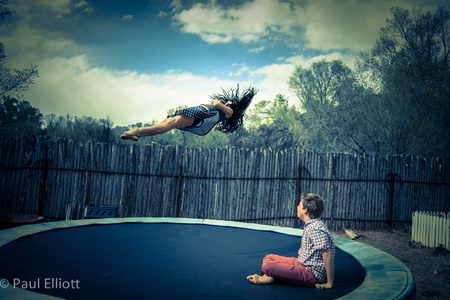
[{"xmin": 0, "ymin": 0, "xmax": 39, "ymax": 100}]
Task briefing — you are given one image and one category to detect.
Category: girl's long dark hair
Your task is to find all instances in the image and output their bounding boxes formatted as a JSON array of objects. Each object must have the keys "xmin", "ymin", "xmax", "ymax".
[{"xmin": 211, "ymin": 85, "xmax": 257, "ymax": 134}]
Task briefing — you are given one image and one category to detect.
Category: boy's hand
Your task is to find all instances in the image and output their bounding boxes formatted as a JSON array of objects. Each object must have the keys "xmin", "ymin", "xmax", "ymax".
[
  {"xmin": 318, "ymin": 248, "xmax": 335, "ymax": 289},
  {"xmin": 315, "ymin": 282, "xmax": 333, "ymax": 289}
]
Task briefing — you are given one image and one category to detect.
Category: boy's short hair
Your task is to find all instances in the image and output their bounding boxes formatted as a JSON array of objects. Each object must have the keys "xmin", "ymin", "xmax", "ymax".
[{"xmin": 301, "ymin": 193, "xmax": 325, "ymax": 219}]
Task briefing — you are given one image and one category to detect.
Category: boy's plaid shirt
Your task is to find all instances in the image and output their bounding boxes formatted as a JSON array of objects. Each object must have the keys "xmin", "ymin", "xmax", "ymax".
[{"xmin": 297, "ymin": 219, "xmax": 335, "ymax": 283}]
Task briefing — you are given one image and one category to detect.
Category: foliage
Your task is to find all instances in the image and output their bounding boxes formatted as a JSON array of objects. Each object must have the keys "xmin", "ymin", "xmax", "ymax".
[
  {"xmin": 282, "ymin": 6, "xmax": 450, "ymax": 157},
  {"xmin": 0, "ymin": 0, "xmax": 12, "ymax": 21},
  {"xmin": 41, "ymin": 114, "xmax": 116, "ymax": 143},
  {"xmin": 0, "ymin": 1, "xmax": 41, "ymax": 138},
  {"xmin": 0, "ymin": 96, "xmax": 42, "ymax": 137},
  {"xmin": 355, "ymin": 6, "xmax": 450, "ymax": 157},
  {"xmin": 286, "ymin": 59, "xmax": 364, "ymax": 153},
  {"xmin": 247, "ymin": 94, "xmax": 301, "ymax": 149},
  {"xmin": 0, "ymin": 44, "xmax": 39, "ymax": 100}
]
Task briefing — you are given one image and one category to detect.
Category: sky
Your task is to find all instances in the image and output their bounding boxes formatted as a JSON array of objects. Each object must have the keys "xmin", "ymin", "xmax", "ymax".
[{"xmin": 1, "ymin": 0, "xmax": 449, "ymax": 127}]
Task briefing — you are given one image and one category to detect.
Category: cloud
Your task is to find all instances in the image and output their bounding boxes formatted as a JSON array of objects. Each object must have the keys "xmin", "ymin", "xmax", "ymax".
[
  {"xmin": 75, "ymin": 1, "xmax": 89, "ymax": 9},
  {"xmin": 248, "ymin": 46, "xmax": 265, "ymax": 54},
  {"xmin": 300, "ymin": 0, "xmax": 441, "ymax": 52},
  {"xmin": 120, "ymin": 15, "xmax": 134, "ymax": 21},
  {"xmin": 170, "ymin": 0, "xmax": 441, "ymax": 53},
  {"xmin": 82, "ymin": 7, "xmax": 94, "ymax": 13},
  {"xmin": 229, "ymin": 64, "xmax": 250, "ymax": 76},
  {"xmin": 74, "ymin": 0, "xmax": 93, "ymax": 13},
  {"xmin": 171, "ymin": 0, "xmax": 386, "ymax": 52},
  {"xmin": 172, "ymin": 0, "xmax": 296, "ymax": 44},
  {"xmin": 231, "ymin": 63, "xmax": 245, "ymax": 67},
  {"xmin": 23, "ymin": 56, "xmax": 240, "ymax": 126},
  {"xmin": 0, "ymin": 21, "xmax": 79, "ymax": 69},
  {"xmin": 156, "ymin": 11, "xmax": 168, "ymax": 18},
  {"xmin": 249, "ymin": 63, "xmax": 297, "ymax": 102},
  {"xmin": 0, "ymin": 15, "xmax": 86, "ymax": 72},
  {"xmin": 285, "ymin": 52, "xmax": 358, "ymax": 69},
  {"xmin": 169, "ymin": 0, "xmax": 183, "ymax": 12},
  {"xmin": 302, "ymin": 0, "xmax": 395, "ymax": 51},
  {"xmin": 10, "ymin": 0, "xmax": 73, "ymax": 18}
]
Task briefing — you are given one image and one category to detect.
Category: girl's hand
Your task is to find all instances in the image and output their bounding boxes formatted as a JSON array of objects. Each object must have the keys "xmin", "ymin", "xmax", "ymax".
[{"xmin": 212, "ymin": 99, "xmax": 233, "ymax": 118}]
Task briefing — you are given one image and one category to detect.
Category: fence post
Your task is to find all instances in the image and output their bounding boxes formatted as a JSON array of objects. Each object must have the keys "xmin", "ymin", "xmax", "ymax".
[
  {"xmin": 81, "ymin": 141, "xmax": 92, "ymax": 220},
  {"xmin": 295, "ymin": 166, "xmax": 302, "ymax": 228},
  {"xmin": 175, "ymin": 166, "xmax": 183, "ymax": 217},
  {"xmin": 388, "ymin": 174, "xmax": 395, "ymax": 227},
  {"xmin": 411, "ymin": 211, "xmax": 417, "ymax": 241},
  {"xmin": 38, "ymin": 158, "xmax": 49, "ymax": 216},
  {"xmin": 385, "ymin": 172, "xmax": 401, "ymax": 228}
]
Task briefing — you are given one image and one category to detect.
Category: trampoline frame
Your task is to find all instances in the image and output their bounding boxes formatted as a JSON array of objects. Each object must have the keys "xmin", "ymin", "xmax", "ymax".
[{"xmin": 0, "ymin": 218, "xmax": 415, "ymax": 300}]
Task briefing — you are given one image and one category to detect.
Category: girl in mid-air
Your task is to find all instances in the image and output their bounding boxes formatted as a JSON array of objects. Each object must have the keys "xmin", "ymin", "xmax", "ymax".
[{"xmin": 121, "ymin": 85, "xmax": 257, "ymax": 141}]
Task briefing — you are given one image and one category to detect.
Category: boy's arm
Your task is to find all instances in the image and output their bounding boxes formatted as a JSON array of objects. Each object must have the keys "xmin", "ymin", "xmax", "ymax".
[
  {"xmin": 316, "ymin": 248, "xmax": 335, "ymax": 289},
  {"xmin": 212, "ymin": 99, "xmax": 233, "ymax": 118}
]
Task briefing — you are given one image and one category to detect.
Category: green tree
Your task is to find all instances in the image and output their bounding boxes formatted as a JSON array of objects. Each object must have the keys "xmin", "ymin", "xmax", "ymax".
[
  {"xmin": 287, "ymin": 59, "xmax": 359, "ymax": 153},
  {"xmin": 286, "ymin": 7, "xmax": 450, "ymax": 157},
  {"xmin": 247, "ymin": 94, "xmax": 301, "ymax": 149},
  {"xmin": 356, "ymin": 6, "xmax": 450, "ymax": 157},
  {"xmin": 41, "ymin": 114, "xmax": 117, "ymax": 143}
]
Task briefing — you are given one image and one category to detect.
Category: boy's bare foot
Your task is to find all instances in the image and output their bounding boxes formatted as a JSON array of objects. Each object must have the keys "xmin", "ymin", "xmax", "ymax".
[
  {"xmin": 120, "ymin": 129, "xmax": 140, "ymax": 141},
  {"xmin": 247, "ymin": 274, "xmax": 275, "ymax": 285}
]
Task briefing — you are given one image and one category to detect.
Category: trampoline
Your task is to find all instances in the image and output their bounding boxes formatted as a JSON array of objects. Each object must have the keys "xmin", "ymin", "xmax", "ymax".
[{"xmin": 0, "ymin": 218, "xmax": 415, "ymax": 300}]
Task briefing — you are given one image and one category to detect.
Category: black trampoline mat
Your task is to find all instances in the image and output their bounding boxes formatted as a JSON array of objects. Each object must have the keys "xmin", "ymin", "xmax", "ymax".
[{"xmin": 0, "ymin": 223, "xmax": 364, "ymax": 300}]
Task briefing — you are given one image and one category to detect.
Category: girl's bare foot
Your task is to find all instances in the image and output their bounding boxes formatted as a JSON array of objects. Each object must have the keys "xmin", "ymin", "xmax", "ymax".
[
  {"xmin": 120, "ymin": 129, "xmax": 140, "ymax": 141},
  {"xmin": 246, "ymin": 274, "xmax": 275, "ymax": 285}
]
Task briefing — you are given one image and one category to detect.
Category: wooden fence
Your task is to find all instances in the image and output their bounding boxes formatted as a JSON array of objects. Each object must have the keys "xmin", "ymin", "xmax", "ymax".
[
  {"xmin": 0, "ymin": 136, "xmax": 449, "ymax": 230},
  {"xmin": 411, "ymin": 211, "xmax": 450, "ymax": 250}
]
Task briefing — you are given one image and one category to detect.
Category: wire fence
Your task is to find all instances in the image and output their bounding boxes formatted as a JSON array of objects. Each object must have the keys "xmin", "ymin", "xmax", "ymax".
[{"xmin": 1, "ymin": 136, "xmax": 449, "ymax": 230}]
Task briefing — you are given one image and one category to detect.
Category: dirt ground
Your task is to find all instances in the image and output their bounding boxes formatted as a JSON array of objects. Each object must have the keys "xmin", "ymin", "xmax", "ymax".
[{"xmin": 331, "ymin": 227, "xmax": 450, "ymax": 300}]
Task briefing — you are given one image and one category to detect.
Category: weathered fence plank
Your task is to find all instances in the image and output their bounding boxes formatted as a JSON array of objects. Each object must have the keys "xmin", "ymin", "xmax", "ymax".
[{"xmin": 1, "ymin": 136, "xmax": 449, "ymax": 230}]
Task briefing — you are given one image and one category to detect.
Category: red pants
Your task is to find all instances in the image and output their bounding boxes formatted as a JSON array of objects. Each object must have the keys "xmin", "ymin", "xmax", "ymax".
[{"xmin": 260, "ymin": 254, "xmax": 320, "ymax": 287}]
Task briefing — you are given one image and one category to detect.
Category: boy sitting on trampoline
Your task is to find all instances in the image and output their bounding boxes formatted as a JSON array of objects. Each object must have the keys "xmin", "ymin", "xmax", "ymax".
[{"xmin": 247, "ymin": 193, "xmax": 335, "ymax": 290}]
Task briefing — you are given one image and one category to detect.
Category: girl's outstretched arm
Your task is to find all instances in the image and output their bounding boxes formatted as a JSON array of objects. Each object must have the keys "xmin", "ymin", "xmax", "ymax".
[{"xmin": 213, "ymin": 99, "xmax": 233, "ymax": 118}]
